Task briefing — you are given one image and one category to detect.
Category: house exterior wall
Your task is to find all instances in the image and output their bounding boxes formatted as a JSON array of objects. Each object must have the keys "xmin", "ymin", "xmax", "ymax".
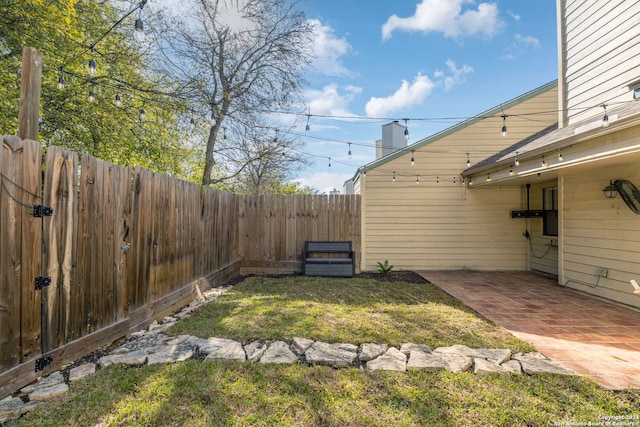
[
  {"xmin": 562, "ymin": 0, "xmax": 640, "ymax": 125},
  {"xmin": 526, "ymin": 180, "xmax": 560, "ymax": 276},
  {"xmin": 561, "ymin": 159, "xmax": 640, "ymax": 309},
  {"xmin": 359, "ymin": 86, "xmax": 558, "ymax": 271}
]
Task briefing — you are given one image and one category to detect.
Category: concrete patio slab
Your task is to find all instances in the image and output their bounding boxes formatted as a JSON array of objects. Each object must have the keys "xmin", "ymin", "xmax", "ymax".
[{"xmin": 419, "ymin": 271, "xmax": 640, "ymax": 390}]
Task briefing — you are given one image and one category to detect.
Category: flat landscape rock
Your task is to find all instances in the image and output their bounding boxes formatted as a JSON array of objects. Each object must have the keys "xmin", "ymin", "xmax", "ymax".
[
  {"xmin": 198, "ymin": 337, "xmax": 238, "ymax": 355},
  {"xmin": 515, "ymin": 354, "xmax": 575, "ymax": 376},
  {"xmin": 69, "ymin": 363, "xmax": 97, "ymax": 382},
  {"xmin": 367, "ymin": 347, "xmax": 407, "ymax": 372},
  {"xmin": 292, "ymin": 337, "xmax": 314, "ymax": 355},
  {"xmin": 99, "ymin": 349, "xmax": 149, "ymax": 367},
  {"xmin": 473, "ymin": 348, "xmax": 512, "ymax": 365},
  {"xmin": 0, "ymin": 397, "xmax": 39, "ymax": 423},
  {"xmin": 245, "ymin": 340, "xmax": 270, "ymax": 362},
  {"xmin": 501, "ymin": 360, "xmax": 522, "ymax": 374},
  {"xmin": 433, "ymin": 344, "xmax": 475, "ymax": 357},
  {"xmin": 306, "ymin": 342, "xmax": 358, "ymax": 368},
  {"xmin": 360, "ymin": 343, "xmax": 388, "ymax": 361},
  {"xmin": 147, "ymin": 344, "xmax": 194, "ymax": 365},
  {"xmin": 21, "ymin": 372, "xmax": 64, "ymax": 394},
  {"xmin": 206, "ymin": 341, "xmax": 246, "ymax": 362},
  {"xmin": 407, "ymin": 351, "xmax": 445, "ymax": 371},
  {"xmin": 400, "ymin": 343, "xmax": 432, "ymax": 355},
  {"xmin": 473, "ymin": 358, "xmax": 508, "ymax": 375},
  {"xmin": 259, "ymin": 341, "xmax": 299, "ymax": 364},
  {"xmin": 441, "ymin": 354, "xmax": 473, "ymax": 373},
  {"xmin": 29, "ymin": 383, "xmax": 69, "ymax": 401}
]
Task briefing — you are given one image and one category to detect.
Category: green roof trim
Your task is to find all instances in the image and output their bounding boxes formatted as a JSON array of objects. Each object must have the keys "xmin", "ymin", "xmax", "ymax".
[{"xmin": 350, "ymin": 80, "xmax": 558, "ymax": 183}]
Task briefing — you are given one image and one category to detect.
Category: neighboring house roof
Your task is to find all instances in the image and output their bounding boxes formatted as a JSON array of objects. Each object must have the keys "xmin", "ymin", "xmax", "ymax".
[
  {"xmin": 463, "ymin": 99, "xmax": 640, "ymax": 177},
  {"xmin": 349, "ymin": 80, "xmax": 558, "ymax": 184}
]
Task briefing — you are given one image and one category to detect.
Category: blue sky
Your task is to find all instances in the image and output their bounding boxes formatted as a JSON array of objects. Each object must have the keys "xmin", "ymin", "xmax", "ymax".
[{"xmin": 294, "ymin": 0, "xmax": 558, "ymax": 193}]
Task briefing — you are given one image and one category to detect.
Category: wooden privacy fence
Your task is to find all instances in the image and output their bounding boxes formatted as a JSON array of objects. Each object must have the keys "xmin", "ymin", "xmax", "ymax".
[{"xmin": 0, "ymin": 135, "xmax": 360, "ymax": 399}]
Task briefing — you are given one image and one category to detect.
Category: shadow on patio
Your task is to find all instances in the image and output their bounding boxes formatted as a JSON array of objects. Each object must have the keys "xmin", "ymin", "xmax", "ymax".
[{"xmin": 418, "ymin": 271, "xmax": 640, "ymax": 390}]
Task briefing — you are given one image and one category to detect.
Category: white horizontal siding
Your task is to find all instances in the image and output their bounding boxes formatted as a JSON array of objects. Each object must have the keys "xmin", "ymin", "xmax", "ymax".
[
  {"xmin": 562, "ymin": 0, "xmax": 640, "ymax": 125},
  {"xmin": 361, "ymin": 87, "xmax": 558, "ymax": 272},
  {"xmin": 561, "ymin": 161, "xmax": 640, "ymax": 309}
]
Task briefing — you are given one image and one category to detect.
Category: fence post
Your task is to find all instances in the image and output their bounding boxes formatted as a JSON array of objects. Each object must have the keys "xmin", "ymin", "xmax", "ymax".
[{"xmin": 18, "ymin": 46, "xmax": 43, "ymax": 141}]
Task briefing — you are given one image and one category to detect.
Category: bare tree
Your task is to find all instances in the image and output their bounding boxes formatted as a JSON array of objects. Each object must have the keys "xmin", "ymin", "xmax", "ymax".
[{"xmin": 157, "ymin": 0, "xmax": 313, "ymax": 186}]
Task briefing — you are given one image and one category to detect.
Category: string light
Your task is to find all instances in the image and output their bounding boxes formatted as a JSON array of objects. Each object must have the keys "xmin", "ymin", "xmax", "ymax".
[
  {"xmin": 134, "ymin": 19, "xmax": 145, "ymax": 43},
  {"xmin": 466, "ymin": 152, "xmax": 471, "ymax": 168},
  {"xmin": 558, "ymin": 151, "xmax": 563, "ymax": 162},
  {"xmin": 305, "ymin": 108, "xmax": 311, "ymax": 131},
  {"xmin": 139, "ymin": 108, "xmax": 146, "ymax": 121},
  {"xmin": 189, "ymin": 117, "xmax": 195, "ymax": 131},
  {"xmin": 392, "ymin": 171, "xmax": 396, "ymax": 182},
  {"xmin": 87, "ymin": 86, "xmax": 95, "ymax": 103},
  {"xmin": 509, "ymin": 168, "xmax": 514, "ymax": 176},
  {"xmin": 416, "ymin": 175, "xmax": 419, "ymax": 185},
  {"xmin": 57, "ymin": 69, "xmax": 65, "ymax": 89},
  {"xmin": 88, "ymin": 58, "xmax": 96, "ymax": 77},
  {"xmin": 410, "ymin": 150, "xmax": 415, "ymax": 166},
  {"xmin": 514, "ymin": 152, "xmax": 520, "ymax": 166},
  {"xmin": 541, "ymin": 156, "xmax": 548, "ymax": 167},
  {"xmin": 436, "ymin": 176, "xmax": 439, "ymax": 185},
  {"xmin": 486, "ymin": 174, "xmax": 491, "ymax": 182},
  {"xmin": 601, "ymin": 104, "xmax": 609, "ymax": 127},
  {"xmin": 348, "ymin": 142, "xmax": 352, "ymax": 159},
  {"xmin": 452, "ymin": 177, "xmax": 456, "ymax": 185},
  {"xmin": 404, "ymin": 118, "xmax": 409, "ymax": 141},
  {"xmin": 273, "ymin": 129, "xmax": 278, "ymax": 143},
  {"xmin": 501, "ymin": 114, "xmax": 507, "ymax": 137},
  {"xmin": 115, "ymin": 94, "xmax": 122, "ymax": 107}
]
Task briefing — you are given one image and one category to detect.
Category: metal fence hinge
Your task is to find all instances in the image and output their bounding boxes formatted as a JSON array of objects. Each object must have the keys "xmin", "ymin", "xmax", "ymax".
[
  {"xmin": 33, "ymin": 205, "xmax": 53, "ymax": 217},
  {"xmin": 35, "ymin": 356, "xmax": 53, "ymax": 372},
  {"xmin": 35, "ymin": 276, "xmax": 51, "ymax": 290}
]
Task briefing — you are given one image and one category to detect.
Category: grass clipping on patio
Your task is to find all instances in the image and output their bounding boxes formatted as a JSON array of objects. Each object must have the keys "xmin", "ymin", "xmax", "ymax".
[{"xmin": 168, "ymin": 275, "xmax": 532, "ymax": 352}]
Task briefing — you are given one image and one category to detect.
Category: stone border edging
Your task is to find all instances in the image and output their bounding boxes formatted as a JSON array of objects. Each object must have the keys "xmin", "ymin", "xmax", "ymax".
[{"xmin": 0, "ymin": 284, "xmax": 576, "ymax": 424}]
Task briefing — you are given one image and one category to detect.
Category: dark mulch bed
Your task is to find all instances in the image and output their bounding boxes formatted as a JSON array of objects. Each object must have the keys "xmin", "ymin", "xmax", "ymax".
[{"xmin": 357, "ymin": 270, "xmax": 430, "ymax": 284}]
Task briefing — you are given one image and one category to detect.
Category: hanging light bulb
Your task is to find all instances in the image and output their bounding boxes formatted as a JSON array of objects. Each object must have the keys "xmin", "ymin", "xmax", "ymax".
[
  {"xmin": 601, "ymin": 104, "xmax": 609, "ymax": 127},
  {"xmin": 541, "ymin": 156, "xmax": 548, "ymax": 167},
  {"xmin": 57, "ymin": 69, "xmax": 65, "ymax": 89},
  {"xmin": 348, "ymin": 143, "xmax": 352, "ymax": 159},
  {"xmin": 466, "ymin": 152, "xmax": 471, "ymax": 168},
  {"xmin": 134, "ymin": 18, "xmax": 145, "ymax": 43},
  {"xmin": 486, "ymin": 174, "xmax": 491, "ymax": 182},
  {"xmin": 273, "ymin": 129, "xmax": 278, "ymax": 143},
  {"xmin": 501, "ymin": 114, "xmax": 507, "ymax": 137},
  {"xmin": 115, "ymin": 94, "xmax": 122, "ymax": 107},
  {"xmin": 410, "ymin": 150, "xmax": 415, "ymax": 166},
  {"xmin": 87, "ymin": 89, "xmax": 95, "ymax": 103},
  {"xmin": 189, "ymin": 117, "xmax": 195, "ymax": 131},
  {"xmin": 416, "ymin": 175, "xmax": 419, "ymax": 185},
  {"xmin": 514, "ymin": 152, "xmax": 520, "ymax": 166},
  {"xmin": 558, "ymin": 151, "xmax": 563, "ymax": 162},
  {"xmin": 139, "ymin": 108, "xmax": 146, "ymax": 121},
  {"xmin": 404, "ymin": 118, "xmax": 409, "ymax": 141},
  {"xmin": 88, "ymin": 59, "xmax": 96, "ymax": 77},
  {"xmin": 436, "ymin": 176, "xmax": 439, "ymax": 185},
  {"xmin": 453, "ymin": 177, "xmax": 456, "ymax": 185},
  {"xmin": 305, "ymin": 109, "xmax": 311, "ymax": 132},
  {"xmin": 392, "ymin": 171, "xmax": 396, "ymax": 182},
  {"xmin": 328, "ymin": 157, "xmax": 331, "ymax": 167},
  {"xmin": 509, "ymin": 168, "xmax": 514, "ymax": 176}
]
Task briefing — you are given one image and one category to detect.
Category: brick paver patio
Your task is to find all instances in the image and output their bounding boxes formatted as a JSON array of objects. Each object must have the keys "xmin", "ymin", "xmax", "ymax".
[{"xmin": 419, "ymin": 271, "xmax": 640, "ymax": 390}]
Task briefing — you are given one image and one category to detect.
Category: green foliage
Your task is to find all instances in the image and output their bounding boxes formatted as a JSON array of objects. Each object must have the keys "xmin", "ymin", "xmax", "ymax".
[
  {"xmin": 377, "ymin": 260, "xmax": 394, "ymax": 275},
  {"xmin": 0, "ymin": 0, "xmax": 197, "ymax": 177}
]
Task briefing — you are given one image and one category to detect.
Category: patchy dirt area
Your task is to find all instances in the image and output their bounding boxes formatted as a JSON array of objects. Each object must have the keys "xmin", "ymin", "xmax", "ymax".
[{"xmin": 356, "ymin": 270, "xmax": 430, "ymax": 284}]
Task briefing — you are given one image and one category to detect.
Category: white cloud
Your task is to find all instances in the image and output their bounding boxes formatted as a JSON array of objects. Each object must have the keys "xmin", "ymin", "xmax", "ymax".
[
  {"xmin": 365, "ymin": 73, "xmax": 435, "ymax": 118},
  {"xmin": 507, "ymin": 10, "xmax": 521, "ymax": 22},
  {"xmin": 308, "ymin": 19, "xmax": 354, "ymax": 77},
  {"xmin": 297, "ymin": 171, "xmax": 353, "ymax": 195},
  {"xmin": 382, "ymin": 0, "xmax": 504, "ymax": 40},
  {"xmin": 305, "ymin": 84, "xmax": 362, "ymax": 118},
  {"xmin": 503, "ymin": 33, "xmax": 541, "ymax": 60},
  {"xmin": 440, "ymin": 59, "xmax": 473, "ymax": 90}
]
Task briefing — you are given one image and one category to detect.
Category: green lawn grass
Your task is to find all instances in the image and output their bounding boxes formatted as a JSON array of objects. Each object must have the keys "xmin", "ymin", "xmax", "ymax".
[{"xmin": 10, "ymin": 275, "xmax": 639, "ymax": 427}]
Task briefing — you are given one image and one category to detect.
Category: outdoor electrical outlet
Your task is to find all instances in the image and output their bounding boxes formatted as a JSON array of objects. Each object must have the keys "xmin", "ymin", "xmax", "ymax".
[{"xmin": 596, "ymin": 267, "xmax": 608, "ymax": 277}]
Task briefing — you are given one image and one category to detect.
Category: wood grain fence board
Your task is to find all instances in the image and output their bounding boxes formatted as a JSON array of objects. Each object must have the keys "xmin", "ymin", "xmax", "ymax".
[
  {"xmin": 19, "ymin": 138, "xmax": 41, "ymax": 362},
  {"xmin": 43, "ymin": 146, "xmax": 78, "ymax": 350}
]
